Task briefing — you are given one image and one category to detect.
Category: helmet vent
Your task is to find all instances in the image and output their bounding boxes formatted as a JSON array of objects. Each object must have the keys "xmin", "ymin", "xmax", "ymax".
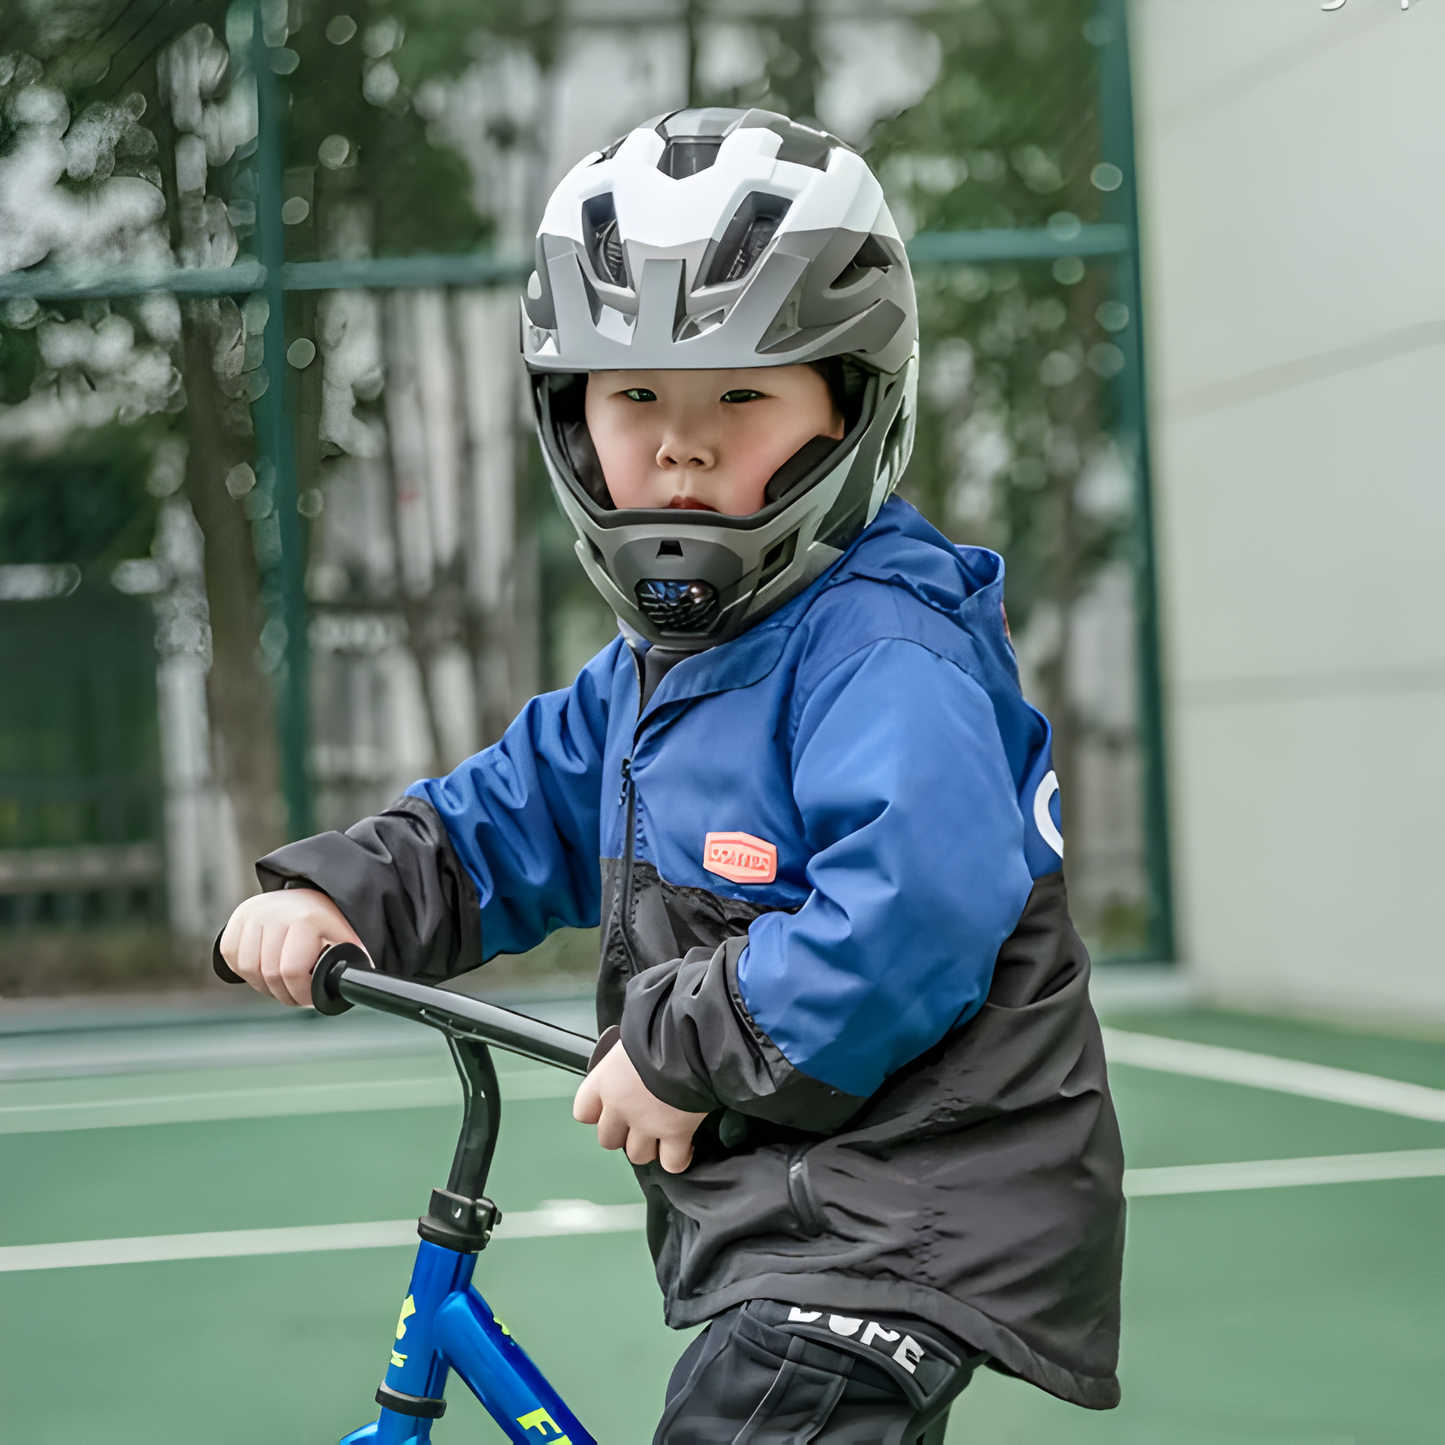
[
  {"xmin": 676, "ymin": 308, "xmax": 726, "ymax": 342},
  {"xmin": 735, "ymin": 111, "xmax": 840, "ymax": 171},
  {"xmin": 721, "ymin": 216, "xmax": 778, "ymax": 283},
  {"xmin": 759, "ymin": 531, "xmax": 797, "ymax": 585},
  {"xmin": 597, "ymin": 223, "xmax": 625, "ymax": 285},
  {"xmin": 591, "ymin": 133, "xmax": 627, "ymax": 164},
  {"xmin": 703, "ymin": 193, "xmax": 791, "ymax": 288},
  {"xmin": 830, "ymin": 234, "xmax": 894, "ymax": 291},
  {"xmin": 658, "ymin": 138, "xmax": 722, "ymax": 178},
  {"xmin": 636, "ymin": 579, "xmax": 719, "ymax": 634},
  {"xmin": 582, "ymin": 194, "xmax": 628, "ymax": 288},
  {"xmin": 656, "ymin": 539, "xmax": 683, "ymax": 557}
]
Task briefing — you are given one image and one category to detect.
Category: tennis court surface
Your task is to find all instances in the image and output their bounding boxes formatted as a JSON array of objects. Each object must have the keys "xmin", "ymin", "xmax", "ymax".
[{"xmin": 2, "ymin": 983, "xmax": 1441, "ymax": 1445}]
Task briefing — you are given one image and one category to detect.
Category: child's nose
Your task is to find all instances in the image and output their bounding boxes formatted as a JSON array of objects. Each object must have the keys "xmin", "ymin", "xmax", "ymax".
[{"xmin": 656, "ymin": 429, "xmax": 715, "ymax": 471}]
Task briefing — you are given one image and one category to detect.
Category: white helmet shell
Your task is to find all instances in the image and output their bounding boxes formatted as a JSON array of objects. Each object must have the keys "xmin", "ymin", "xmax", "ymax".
[{"xmin": 523, "ymin": 108, "xmax": 919, "ymax": 647}]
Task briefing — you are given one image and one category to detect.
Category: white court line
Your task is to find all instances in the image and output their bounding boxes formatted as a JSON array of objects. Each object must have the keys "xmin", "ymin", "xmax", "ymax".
[
  {"xmin": 6, "ymin": 1150, "xmax": 1445, "ymax": 1274},
  {"xmin": 0, "ymin": 1201, "xmax": 648, "ymax": 1273},
  {"xmin": 7, "ymin": 1032, "xmax": 1442, "ymax": 1134},
  {"xmin": 1124, "ymin": 1147, "xmax": 1445, "ymax": 1197},
  {"xmin": 0, "ymin": 1069, "xmax": 575, "ymax": 1134},
  {"xmin": 1102, "ymin": 1028, "xmax": 1445, "ymax": 1121}
]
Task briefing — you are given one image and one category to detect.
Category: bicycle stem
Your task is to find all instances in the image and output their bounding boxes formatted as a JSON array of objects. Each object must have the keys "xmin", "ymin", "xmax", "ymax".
[
  {"xmin": 308, "ymin": 945, "xmax": 597, "ymax": 1251},
  {"xmin": 444, "ymin": 1034, "xmax": 501, "ymax": 1200}
]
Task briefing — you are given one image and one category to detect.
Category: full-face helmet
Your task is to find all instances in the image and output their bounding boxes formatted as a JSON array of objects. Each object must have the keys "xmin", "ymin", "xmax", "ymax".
[{"xmin": 522, "ymin": 107, "xmax": 918, "ymax": 647}]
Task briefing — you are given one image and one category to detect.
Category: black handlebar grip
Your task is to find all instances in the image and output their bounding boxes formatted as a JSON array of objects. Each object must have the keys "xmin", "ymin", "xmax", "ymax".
[
  {"xmin": 311, "ymin": 940, "xmax": 374, "ymax": 1015},
  {"xmin": 212, "ymin": 929, "xmax": 243, "ymax": 984}
]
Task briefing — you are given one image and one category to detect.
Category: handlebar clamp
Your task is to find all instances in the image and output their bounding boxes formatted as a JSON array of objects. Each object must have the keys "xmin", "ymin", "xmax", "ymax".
[{"xmin": 418, "ymin": 1188, "xmax": 503, "ymax": 1253}]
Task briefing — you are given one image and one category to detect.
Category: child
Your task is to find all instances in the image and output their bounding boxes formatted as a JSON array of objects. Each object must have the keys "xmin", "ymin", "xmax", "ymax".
[{"xmin": 220, "ymin": 108, "xmax": 1124, "ymax": 1443}]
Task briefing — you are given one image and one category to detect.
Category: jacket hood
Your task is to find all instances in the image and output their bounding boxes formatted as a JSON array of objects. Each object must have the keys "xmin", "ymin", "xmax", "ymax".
[
  {"xmin": 829, "ymin": 495, "xmax": 1007, "ymax": 622},
  {"xmin": 819, "ymin": 497, "xmax": 1022, "ymax": 700},
  {"xmin": 818, "ymin": 497, "xmax": 1061, "ymax": 881},
  {"xmin": 645, "ymin": 496, "xmax": 1025, "ymax": 712}
]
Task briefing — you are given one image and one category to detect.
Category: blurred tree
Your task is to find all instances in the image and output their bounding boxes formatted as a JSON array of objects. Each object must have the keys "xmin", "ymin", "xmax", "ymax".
[
  {"xmin": 861, "ymin": 0, "xmax": 1128, "ymax": 834},
  {"xmin": 684, "ymin": 0, "xmax": 1146, "ymax": 948},
  {"xmin": 2, "ymin": 0, "xmax": 1147, "ymax": 953},
  {"xmin": 687, "ymin": 0, "xmax": 821, "ymax": 123},
  {"xmin": 0, "ymin": 423, "xmax": 163, "ymax": 567},
  {"xmin": 0, "ymin": 0, "xmax": 558, "ymax": 871}
]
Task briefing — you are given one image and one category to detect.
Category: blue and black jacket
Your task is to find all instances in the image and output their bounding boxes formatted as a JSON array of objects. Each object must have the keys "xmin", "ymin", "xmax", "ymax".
[{"xmin": 258, "ymin": 498, "xmax": 1124, "ymax": 1409}]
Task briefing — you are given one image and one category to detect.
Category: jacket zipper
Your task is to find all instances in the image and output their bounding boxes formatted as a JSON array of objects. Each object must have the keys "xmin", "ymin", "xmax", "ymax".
[
  {"xmin": 616, "ymin": 646, "xmax": 647, "ymax": 976},
  {"xmin": 619, "ymin": 753, "xmax": 637, "ymax": 941},
  {"xmin": 616, "ymin": 647, "xmax": 669, "ymax": 976}
]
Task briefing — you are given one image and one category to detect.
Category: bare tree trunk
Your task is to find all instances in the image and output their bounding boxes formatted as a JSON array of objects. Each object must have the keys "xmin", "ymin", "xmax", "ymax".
[
  {"xmin": 148, "ymin": 32, "xmax": 286, "ymax": 884},
  {"xmin": 179, "ymin": 308, "xmax": 286, "ymax": 880}
]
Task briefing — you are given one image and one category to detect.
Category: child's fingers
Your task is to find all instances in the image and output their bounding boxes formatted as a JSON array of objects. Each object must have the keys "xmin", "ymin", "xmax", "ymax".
[
  {"xmin": 278, "ymin": 925, "xmax": 321, "ymax": 1008},
  {"xmin": 596, "ymin": 1103, "xmax": 630, "ymax": 1153},
  {"xmin": 257, "ymin": 923, "xmax": 291, "ymax": 1005},
  {"xmin": 624, "ymin": 1128, "xmax": 660, "ymax": 1168},
  {"xmin": 657, "ymin": 1133, "xmax": 694, "ymax": 1175},
  {"xmin": 233, "ymin": 913, "xmax": 264, "ymax": 989},
  {"xmin": 572, "ymin": 1075, "xmax": 603, "ymax": 1125}
]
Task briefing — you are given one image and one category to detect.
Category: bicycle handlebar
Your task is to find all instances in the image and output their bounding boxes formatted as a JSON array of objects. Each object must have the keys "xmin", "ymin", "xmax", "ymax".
[
  {"xmin": 321, "ymin": 947, "xmax": 597, "ymax": 1075},
  {"xmin": 213, "ymin": 938, "xmax": 597, "ymax": 1075}
]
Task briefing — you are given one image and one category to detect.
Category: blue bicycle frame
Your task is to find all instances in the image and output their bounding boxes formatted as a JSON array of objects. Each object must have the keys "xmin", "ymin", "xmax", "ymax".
[
  {"xmin": 340, "ymin": 1239, "xmax": 592, "ymax": 1445},
  {"xmin": 221, "ymin": 942, "xmax": 604, "ymax": 1445}
]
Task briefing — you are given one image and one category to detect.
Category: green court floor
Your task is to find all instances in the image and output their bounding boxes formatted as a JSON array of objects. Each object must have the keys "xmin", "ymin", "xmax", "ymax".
[{"xmin": 1, "ymin": 1004, "xmax": 1442, "ymax": 1444}]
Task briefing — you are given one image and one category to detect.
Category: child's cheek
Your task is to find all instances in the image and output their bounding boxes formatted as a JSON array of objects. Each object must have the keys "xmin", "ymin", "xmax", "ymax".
[
  {"xmin": 741, "ymin": 434, "xmax": 799, "ymax": 505},
  {"xmin": 599, "ymin": 430, "xmax": 661, "ymax": 508}
]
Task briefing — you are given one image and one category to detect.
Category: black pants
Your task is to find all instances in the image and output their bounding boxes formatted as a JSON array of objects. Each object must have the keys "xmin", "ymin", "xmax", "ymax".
[{"xmin": 654, "ymin": 1300, "xmax": 987, "ymax": 1444}]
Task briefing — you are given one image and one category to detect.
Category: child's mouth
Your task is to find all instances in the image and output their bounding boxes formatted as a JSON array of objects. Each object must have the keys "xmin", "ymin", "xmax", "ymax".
[{"xmin": 667, "ymin": 496, "xmax": 717, "ymax": 512}]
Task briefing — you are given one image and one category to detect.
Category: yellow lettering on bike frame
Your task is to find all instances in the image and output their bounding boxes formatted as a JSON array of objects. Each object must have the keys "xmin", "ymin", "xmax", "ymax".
[
  {"xmin": 395, "ymin": 1295, "xmax": 416, "ymax": 1341},
  {"xmin": 517, "ymin": 1407, "xmax": 568, "ymax": 1439}
]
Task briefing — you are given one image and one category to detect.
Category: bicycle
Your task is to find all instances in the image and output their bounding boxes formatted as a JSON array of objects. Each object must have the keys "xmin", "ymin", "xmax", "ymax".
[
  {"xmin": 216, "ymin": 943, "xmax": 966, "ymax": 1445},
  {"xmin": 218, "ymin": 941, "xmax": 603, "ymax": 1445}
]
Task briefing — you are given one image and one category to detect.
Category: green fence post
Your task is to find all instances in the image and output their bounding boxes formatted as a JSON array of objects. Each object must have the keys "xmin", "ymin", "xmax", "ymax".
[
  {"xmin": 1096, "ymin": 0, "xmax": 1174, "ymax": 962},
  {"xmin": 252, "ymin": 3, "xmax": 313, "ymax": 841}
]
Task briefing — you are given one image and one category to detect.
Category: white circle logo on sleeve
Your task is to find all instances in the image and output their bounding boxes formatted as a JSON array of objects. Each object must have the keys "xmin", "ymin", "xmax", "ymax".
[{"xmin": 1033, "ymin": 771, "xmax": 1064, "ymax": 858}]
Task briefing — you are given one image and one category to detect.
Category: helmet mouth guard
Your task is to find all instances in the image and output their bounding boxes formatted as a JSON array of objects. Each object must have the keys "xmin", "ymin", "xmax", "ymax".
[
  {"xmin": 521, "ymin": 106, "xmax": 920, "ymax": 648},
  {"xmin": 635, "ymin": 579, "xmax": 720, "ymax": 633}
]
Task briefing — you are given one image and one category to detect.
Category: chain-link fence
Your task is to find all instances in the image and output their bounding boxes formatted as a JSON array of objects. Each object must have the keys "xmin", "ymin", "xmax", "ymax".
[{"xmin": 0, "ymin": 0, "xmax": 1167, "ymax": 992}]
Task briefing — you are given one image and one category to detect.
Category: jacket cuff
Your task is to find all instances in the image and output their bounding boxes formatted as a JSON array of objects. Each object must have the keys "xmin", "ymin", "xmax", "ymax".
[
  {"xmin": 620, "ymin": 935, "xmax": 867, "ymax": 1133},
  {"xmin": 255, "ymin": 794, "xmax": 482, "ymax": 982}
]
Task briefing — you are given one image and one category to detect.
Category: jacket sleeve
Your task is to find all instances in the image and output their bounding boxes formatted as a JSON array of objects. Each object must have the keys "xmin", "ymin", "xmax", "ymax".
[
  {"xmin": 256, "ymin": 795, "xmax": 482, "ymax": 982},
  {"xmin": 255, "ymin": 638, "xmax": 618, "ymax": 979},
  {"xmin": 621, "ymin": 937, "xmax": 869, "ymax": 1132},
  {"xmin": 622, "ymin": 637, "xmax": 1035, "ymax": 1127}
]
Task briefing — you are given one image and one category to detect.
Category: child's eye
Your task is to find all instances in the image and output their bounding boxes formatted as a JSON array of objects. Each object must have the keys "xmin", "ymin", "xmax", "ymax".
[
  {"xmin": 622, "ymin": 388, "xmax": 657, "ymax": 402},
  {"xmin": 720, "ymin": 389, "xmax": 765, "ymax": 404}
]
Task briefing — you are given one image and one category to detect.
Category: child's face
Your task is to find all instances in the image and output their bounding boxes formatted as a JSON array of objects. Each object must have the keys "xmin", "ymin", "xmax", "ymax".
[{"xmin": 584, "ymin": 365, "xmax": 844, "ymax": 516}]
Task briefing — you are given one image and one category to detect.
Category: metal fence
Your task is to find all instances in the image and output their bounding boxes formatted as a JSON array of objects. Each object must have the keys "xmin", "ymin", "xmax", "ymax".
[{"xmin": 0, "ymin": 0, "xmax": 1170, "ymax": 979}]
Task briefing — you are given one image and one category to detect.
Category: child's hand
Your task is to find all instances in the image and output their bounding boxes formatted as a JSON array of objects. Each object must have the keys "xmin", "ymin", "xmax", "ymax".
[
  {"xmin": 217, "ymin": 889, "xmax": 365, "ymax": 1008},
  {"xmin": 573, "ymin": 1040, "xmax": 708, "ymax": 1174}
]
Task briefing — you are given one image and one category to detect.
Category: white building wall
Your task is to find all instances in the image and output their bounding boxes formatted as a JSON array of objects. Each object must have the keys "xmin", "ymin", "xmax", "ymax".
[{"xmin": 1131, "ymin": 0, "xmax": 1445, "ymax": 1019}]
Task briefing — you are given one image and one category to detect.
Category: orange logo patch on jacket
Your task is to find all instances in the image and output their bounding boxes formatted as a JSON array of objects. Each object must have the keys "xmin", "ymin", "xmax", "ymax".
[{"xmin": 703, "ymin": 831, "xmax": 777, "ymax": 885}]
